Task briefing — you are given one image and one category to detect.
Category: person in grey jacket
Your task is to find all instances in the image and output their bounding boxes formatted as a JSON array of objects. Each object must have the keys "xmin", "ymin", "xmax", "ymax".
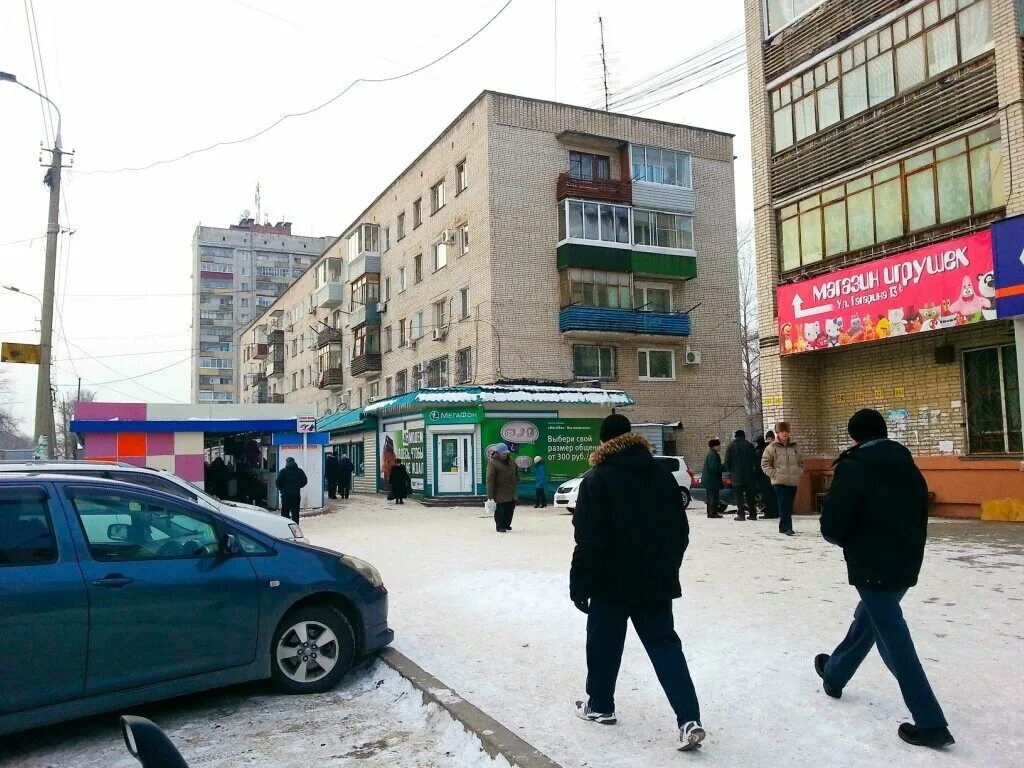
[{"xmin": 761, "ymin": 421, "xmax": 805, "ymax": 536}]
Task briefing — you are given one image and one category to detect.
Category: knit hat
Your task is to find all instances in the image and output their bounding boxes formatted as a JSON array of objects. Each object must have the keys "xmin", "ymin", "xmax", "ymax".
[
  {"xmin": 848, "ymin": 408, "xmax": 887, "ymax": 443},
  {"xmin": 286, "ymin": 457, "xmax": 297, "ymax": 465},
  {"xmin": 600, "ymin": 413, "xmax": 632, "ymax": 442},
  {"xmin": 494, "ymin": 443, "xmax": 510, "ymax": 455}
]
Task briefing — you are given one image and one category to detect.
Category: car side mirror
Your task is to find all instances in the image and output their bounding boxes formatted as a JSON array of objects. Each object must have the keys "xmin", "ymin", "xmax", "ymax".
[
  {"xmin": 121, "ymin": 715, "xmax": 190, "ymax": 767},
  {"xmin": 108, "ymin": 523, "xmax": 130, "ymax": 542},
  {"xmin": 220, "ymin": 533, "xmax": 240, "ymax": 556}
]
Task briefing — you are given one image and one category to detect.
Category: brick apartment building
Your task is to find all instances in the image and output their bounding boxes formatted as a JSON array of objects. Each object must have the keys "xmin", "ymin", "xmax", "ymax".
[
  {"xmin": 746, "ymin": 0, "xmax": 1024, "ymax": 517},
  {"xmin": 238, "ymin": 91, "xmax": 745, "ymax": 468}
]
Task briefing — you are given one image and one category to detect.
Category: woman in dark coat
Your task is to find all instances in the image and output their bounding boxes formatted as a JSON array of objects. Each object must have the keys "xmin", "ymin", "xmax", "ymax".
[{"xmin": 389, "ymin": 459, "xmax": 411, "ymax": 504}]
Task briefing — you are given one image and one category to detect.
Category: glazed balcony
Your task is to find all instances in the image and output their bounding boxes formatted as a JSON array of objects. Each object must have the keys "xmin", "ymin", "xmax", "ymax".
[
  {"xmin": 559, "ymin": 306, "xmax": 691, "ymax": 337},
  {"xmin": 349, "ymin": 302, "xmax": 381, "ymax": 329},
  {"xmin": 351, "ymin": 353, "xmax": 382, "ymax": 378},
  {"xmin": 315, "ymin": 281, "xmax": 345, "ymax": 309},
  {"xmin": 556, "ymin": 242, "xmax": 696, "ymax": 280},
  {"xmin": 246, "ymin": 343, "xmax": 268, "ymax": 361},
  {"xmin": 556, "ymin": 172, "xmax": 632, "ymax": 205}
]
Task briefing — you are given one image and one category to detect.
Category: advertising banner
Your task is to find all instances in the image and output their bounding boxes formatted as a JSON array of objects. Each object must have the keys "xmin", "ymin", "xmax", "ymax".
[
  {"xmin": 481, "ymin": 416, "xmax": 602, "ymax": 491},
  {"xmin": 425, "ymin": 407, "xmax": 484, "ymax": 425},
  {"xmin": 380, "ymin": 426, "xmax": 426, "ymax": 492},
  {"xmin": 777, "ymin": 231, "xmax": 995, "ymax": 355},
  {"xmin": 992, "ymin": 214, "xmax": 1024, "ymax": 318}
]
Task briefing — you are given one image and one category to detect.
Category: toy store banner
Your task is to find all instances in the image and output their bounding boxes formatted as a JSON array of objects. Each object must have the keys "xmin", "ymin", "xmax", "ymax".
[{"xmin": 777, "ymin": 230, "xmax": 996, "ymax": 355}]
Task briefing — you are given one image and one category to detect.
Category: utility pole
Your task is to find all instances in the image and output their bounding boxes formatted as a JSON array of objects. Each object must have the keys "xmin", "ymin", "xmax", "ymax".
[{"xmin": 599, "ymin": 15, "xmax": 610, "ymax": 111}]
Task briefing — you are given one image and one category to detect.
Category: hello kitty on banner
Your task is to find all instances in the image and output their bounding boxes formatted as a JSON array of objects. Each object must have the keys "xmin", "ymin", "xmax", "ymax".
[{"xmin": 777, "ymin": 230, "xmax": 996, "ymax": 355}]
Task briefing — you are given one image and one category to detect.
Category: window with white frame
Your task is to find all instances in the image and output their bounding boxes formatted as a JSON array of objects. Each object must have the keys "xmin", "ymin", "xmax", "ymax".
[
  {"xmin": 385, "ymin": 377, "xmax": 393, "ymax": 397},
  {"xmin": 383, "ymin": 226, "xmax": 391, "ymax": 252},
  {"xmin": 398, "ymin": 318, "xmax": 407, "ymax": 347},
  {"xmin": 412, "ymin": 311, "xmax": 425, "ymax": 340},
  {"xmin": 346, "ymin": 224, "xmax": 380, "ymax": 260},
  {"xmin": 434, "ymin": 240, "xmax": 448, "ymax": 271},
  {"xmin": 199, "ymin": 357, "xmax": 232, "ymax": 369},
  {"xmin": 431, "ymin": 180, "xmax": 446, "ymax": 213},
  {"xmin": 384, "ymin": 276, "xmax": 391, "ymax": 302},
  {"xmin": 399, "ymin": 267, "xmax": 407, "ymax": 292},
  {"xmin": 414, "ymin": 255, "xmax": 423, "ymax": 283},
  {"xmin": 460, "ymin": 223, "xmax": 469, "ymax": 255},
  {"xmin": 456, "ymin": 347, "xmax": 472, "ymax": 383},
  {"xmin": 397, "ymin": 212, "xmax": 406, "ymax": 240},
  {"xmin": 630, "ymin": 145, "xmax": 692, "ymax": 187},
  {"xmin": 963, "ymin": 344, "xmax": 1021, "ymax": 454},
  {"xmin": 459, "ymin": 287, "xmax": 471, "ymax": 319},
  {"xmin": 413, "ymin": 199, "xmax": 422, "ymax": 228},
  {"xmin": 382, "ymin": 325, "xmax": 393, "ymax": 353},
  {"xmin": 564, "ymin": 268, "xmax": 631, "ymax": 309},
  {"xmin": 638, "ymin": 349, "xmax": 676, "ymax": 380},
  {"xmin": 633, "ymin": 209, "xmax": 694, "ymax": 250},
  {"xmin": 456, "ymin": 160, "xmax": 468, "ymax": 194},
  {"xmin": 433, "ymin": 299, "xmax": 449, "ymax": 331},
  {"xmin": 763, "ymin": 0, "xmax": 826, "ymax": 37},
  {"xmin": 558, "ymin": 199, "xmax": 630, "ymax": 245},
  {"xmin": 633, "ymin": 283, "xmax": 672, "ymax": 313},
  {"xmin": 369, "ymin": 381, "xmax": 380, "ymax": 400},
  {"xmin": 573, "ymin": 345, "xmax": 616, "ymax": 380},
  {"xmin": 412, "ymin": 363, "xmax": 423, "ymax": 389}
]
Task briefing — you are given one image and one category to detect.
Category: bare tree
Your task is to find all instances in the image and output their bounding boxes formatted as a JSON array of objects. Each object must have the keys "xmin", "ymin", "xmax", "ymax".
[
  {"xmin": 55, "ymin": 388, "xmax": 96, "ymax": 459},
  {"xmin": 0, "ymin": 371, "xmax": 31, "ymax": 451},
  {"xmin": 737, "ymin": 224, "xmax": 763, "ymax": 438}
]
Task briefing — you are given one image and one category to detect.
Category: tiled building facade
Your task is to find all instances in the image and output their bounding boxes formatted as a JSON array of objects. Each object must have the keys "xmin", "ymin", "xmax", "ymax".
[
  {"xmin": 238, "ymin": 92, "xmax": 744, "ymax": 464},
  {"xmin": 746, "ymin": 0, "xmax": 1024, "ymax": 516}
]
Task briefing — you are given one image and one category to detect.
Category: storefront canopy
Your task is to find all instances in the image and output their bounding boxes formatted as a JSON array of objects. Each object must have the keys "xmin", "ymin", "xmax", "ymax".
[{"xmin": 362, "ymin": 385, "xmax": 634, "ymax": 419}]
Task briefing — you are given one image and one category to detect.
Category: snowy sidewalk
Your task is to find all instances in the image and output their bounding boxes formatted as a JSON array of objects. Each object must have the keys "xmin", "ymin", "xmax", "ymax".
[{"xmin": 304, "ymin": 496, "xmax": 1024, "ymax": 768}]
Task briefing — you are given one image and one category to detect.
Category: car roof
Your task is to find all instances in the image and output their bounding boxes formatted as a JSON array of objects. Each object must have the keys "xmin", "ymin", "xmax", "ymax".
[
  {"xmin": 0, "ymin": 472, "xmax": 166, "ymax": 489},
  {"xmin": 0, "ymin": 461, "xmax": 174, "ymax": 477}
]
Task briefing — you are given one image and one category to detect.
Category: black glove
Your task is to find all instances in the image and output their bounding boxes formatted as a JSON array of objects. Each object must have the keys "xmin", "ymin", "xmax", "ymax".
[{"xmin": 573, "ymin": 598, "xmax": 590, "ymax": 614}]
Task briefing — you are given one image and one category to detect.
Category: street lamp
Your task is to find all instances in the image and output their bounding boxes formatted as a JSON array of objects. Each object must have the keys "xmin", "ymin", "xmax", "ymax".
[{"xmin": 0, "ymin": 71, "xmax": 62, "ymax": 148}]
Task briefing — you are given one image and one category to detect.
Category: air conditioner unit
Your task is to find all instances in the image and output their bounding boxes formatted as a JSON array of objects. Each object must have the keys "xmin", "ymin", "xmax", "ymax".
[
  {"xmin": 367, "ymin": 395, "xmax": 379, "ymax": 403},
  {"xmin": 684, "ymin": 347, "xmax": 702, "ymax": 365},
  {"xmin": 409, "ymin": 338, "xmax": 418, "ymax": 350},
  {"xmin": 431, "ymin": 328, "xmax": 447, "ymax": 342},
  {"xmin": 376, "ymin": 302, "xmax": 387, "ymax": 313},
  {"xmin": 440, "ymin": 229, "xmax": 457, "ymax": 245}
]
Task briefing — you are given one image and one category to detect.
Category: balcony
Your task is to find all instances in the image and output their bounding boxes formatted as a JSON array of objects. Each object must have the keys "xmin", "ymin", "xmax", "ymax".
[
  {"xmin": 351, "ymin": 353, "xmax": 382, "ymax": 378},
  {"xmin": 559, "ymin": 306, "xmax": 691, "ymax": 337},
  {"xmin": 556, "ymin": 242, "xmax": 696, "ymax": 280},
  {"xmin": 349, "ymin": 302, "xmax": 380, "ymax": 329},
  {"xmin": 319, "ymin": 368, "xmax": 344, "ymax": 390},
  {"xmin": 316, "ymin": 327, "xmax": 343, "ymax": 349},
  {"xmin": 253, "ymin": 385, "xmax": 269, "ymax": 404},
  {"xmin": 556, "ymin": 172, "xmax": 632, "ymax": 205},
  {"xmin": 269, "ymin": 393, "xmax": 285, "ymax": 404},
  {"xmin": 315, "ymin": 280, "xmax": 344, "ymax": 309},
  {"xmin": 349, "ymin": 251, "xmax": 381, "ymax": 281},
  {"xmin": 266, "ymin": 349, "xmax": 285, "ymax": 378},
  {"xmin": 267, "ymin": 329, "xmax": 284, "ymax": 345},
  {"xmin": 247, "ymin": 343, "xmax": 268, "ymax": 361}
]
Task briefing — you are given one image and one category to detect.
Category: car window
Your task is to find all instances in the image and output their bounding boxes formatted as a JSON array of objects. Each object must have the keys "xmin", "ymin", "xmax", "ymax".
[
  {"xmin": 237, "ymin": 532, "xmax": 272, "ymax": 555},
  {"xmin": 69, "ymin": 489, "xmax": 220, "ymax": 562},
  {"xmin": 0, "ymin": 487, "xmax": 57, "ymax": 567},
  {"xmin": 108, "ymin": 471, "xmax": 198, "ymax": 502},
  {"xmin": 655, "ymin": 457, "xmax": 680, "ymax": 473}
]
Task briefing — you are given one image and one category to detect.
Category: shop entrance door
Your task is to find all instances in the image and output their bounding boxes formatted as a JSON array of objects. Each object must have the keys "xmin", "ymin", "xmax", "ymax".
[{"xmin": 436, "ymin": 434, "xmax": 474, "ymax": 495}]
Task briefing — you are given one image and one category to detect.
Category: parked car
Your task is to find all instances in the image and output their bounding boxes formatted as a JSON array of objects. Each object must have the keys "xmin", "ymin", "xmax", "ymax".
[
  {"xmin": 0, "ymin": 473, "xmax": 393, "ymax": 736},
  {"xmin": 553, "ymin": 455, "xmax": 694, "ymax": 513},
  {"xmin": 691, "ymin": 470, "xmax": 736, "ymax": 509},
  {"xmin": 0, "ymin": 461, "xmax": 306, "ymax": 544}
]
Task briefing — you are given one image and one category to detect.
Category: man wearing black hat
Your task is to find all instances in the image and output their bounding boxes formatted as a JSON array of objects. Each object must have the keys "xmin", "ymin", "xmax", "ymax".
[
  {"xmin": 570, "ymin": 413, "xmax": 706, "ymax": 752},
  {"xmin": 724, "ymin": 429, "xmax": 759, "ymax": 521},
  {"xmin": 816, "ymin": 408, "xmax": 953, "ymax": 749}
]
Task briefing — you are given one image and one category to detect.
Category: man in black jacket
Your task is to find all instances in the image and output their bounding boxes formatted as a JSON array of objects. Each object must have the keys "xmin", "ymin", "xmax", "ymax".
[
  {"xmin": 570, "ymin": 414, "xmax": 705, "ymax": 752},
  {"xmin": 817, "ymin": 409, "xmax": 953, "ymax": 749},
  {"xmin": 724, "ymin": 429, "xmax": 759, "ymax": 521},
  {"xmin": 275, "ymin": 457, "xmax": 308, "ymax": 525}
]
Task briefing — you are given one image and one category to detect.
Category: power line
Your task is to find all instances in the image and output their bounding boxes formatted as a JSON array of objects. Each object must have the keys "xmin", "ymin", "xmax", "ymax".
[
  {"xmin": 21, "ymin": 0, "xmax": 50, "ymax": 146},
  {"xmin": 78, "ymin": 0, "xmax": 515, "ymax": 176}
]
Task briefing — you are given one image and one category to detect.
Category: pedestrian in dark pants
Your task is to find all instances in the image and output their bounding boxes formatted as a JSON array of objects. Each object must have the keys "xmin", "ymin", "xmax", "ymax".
[
  {"xmin": 755, "ymin": 431, "xmax": 779, "ymax": 519},
  {"xmin": 761, "ymin": 422, "xmax": 804, "ymax": 536},
  {"xmin": 486, "ymin": 443, "xmax": 519, "ymax": 532},
  {"xmin": 724, "ymin": 429, "xmax": 759, "ymax": 521},
  {"xmin": 571, "ymin": 414, "xmax": 705, "ymax": 752},
  {"xmin": 816, "ymin": 408, "xmax": 953, "ymax": 750},
  {"xmin": 701, "ymin": 438, "xmax": 724, "ymax": 518},
  {"xmin": 337, "ymin": 454, "xmax": 355, "ymax": 499},
  {"xmin": 275, "ymin": 457, "xmax": 308, "ymax": 525},
  {"xmin": 533, "ymin": 455, "xmax": 548, "ymax": 508},
  {"xmin": 325, "ymin": 453, "xmax": 340, "ymax": 500},
  {"xmin": 389, "ymin": 459, "xmax": 410, "ymax": 504}
]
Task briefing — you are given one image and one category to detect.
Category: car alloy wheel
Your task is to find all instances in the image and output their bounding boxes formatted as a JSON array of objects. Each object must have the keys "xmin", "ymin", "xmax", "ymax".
[{"xmin": 275, "ymin": 620, "xmax": 340, "ymax": 684}]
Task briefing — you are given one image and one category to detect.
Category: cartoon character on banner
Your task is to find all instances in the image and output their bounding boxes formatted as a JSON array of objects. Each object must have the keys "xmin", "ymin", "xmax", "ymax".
[
  {"xmin": 949, "ymin": 275, "xmax": 988, "ymax": 320},
  {"xmin": 905, "ymin": 306, "xmax": 922, "ymax": 333},
  {"xmin": 888, "ymin": 308, "xmax": 907, "ymax": 336},
  {"xmin": 875, "ymin": 314, "xmax": 891, "ymax": 339},
  {"xmin": 781, "ymin": 322, "xmax": 795, "ymax": 354},
  {"xmin": 804, "ymin": 321, "xmax": 828, "ymax": 351},
  {"xmin": 919, "ymin": 304, "xmax": 941, "ymax": 331},
  {"xmin": 862, "ymin": 315, "xmax": 876, "ymax": 342},
  {"xmin": 825, "ymin": 317, "xmax": 843, "ymax": 348},
  {"xmin": 849, "ymin": 315, "xmax": 864, "ymax": 343},
  {"xmin": 977, "ymin": 271, "xmax": 996, "ymax": 321}
]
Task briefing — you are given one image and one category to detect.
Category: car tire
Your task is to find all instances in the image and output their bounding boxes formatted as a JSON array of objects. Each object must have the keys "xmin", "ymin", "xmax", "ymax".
[
  {"xmin": 680, "ymin": 488, "xmax": 691, "ymax": 510},
  {"xmin": 271, "ymin": 605, "xmax": 355, "ymax": 694}
]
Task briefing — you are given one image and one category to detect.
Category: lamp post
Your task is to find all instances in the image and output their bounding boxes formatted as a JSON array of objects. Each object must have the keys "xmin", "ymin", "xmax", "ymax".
[{"xmin": 1, "ymin": 71, "xmax": 64, "ymax": 459}]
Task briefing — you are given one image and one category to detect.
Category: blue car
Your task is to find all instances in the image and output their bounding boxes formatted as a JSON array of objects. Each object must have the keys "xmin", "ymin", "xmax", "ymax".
[{"xmin": 0, "ymin": 474, "xmax": 393, "ymax": 736}]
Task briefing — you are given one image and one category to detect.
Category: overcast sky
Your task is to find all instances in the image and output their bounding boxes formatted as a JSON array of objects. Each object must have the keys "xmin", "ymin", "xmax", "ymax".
[{"xmin": 0, "ymin": 0, "xmax": 751, "ymax": 430}]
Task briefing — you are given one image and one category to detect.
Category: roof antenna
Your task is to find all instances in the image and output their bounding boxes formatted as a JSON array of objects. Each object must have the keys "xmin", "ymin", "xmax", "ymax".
[{"xmin": 599, "ymin": 15, "xmax": 610, "ymax": 111}]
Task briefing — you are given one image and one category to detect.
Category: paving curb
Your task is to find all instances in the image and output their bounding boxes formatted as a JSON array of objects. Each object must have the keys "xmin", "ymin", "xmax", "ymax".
[{"xmin": 379, "ymin": 647, "xmax": 562, "ymax": 768}]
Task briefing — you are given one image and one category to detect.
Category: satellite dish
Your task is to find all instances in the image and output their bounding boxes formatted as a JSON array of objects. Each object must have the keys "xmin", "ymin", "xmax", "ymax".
[{"xmin": 241, "ymin": 209, "xmax": 251, "ymax": 219}]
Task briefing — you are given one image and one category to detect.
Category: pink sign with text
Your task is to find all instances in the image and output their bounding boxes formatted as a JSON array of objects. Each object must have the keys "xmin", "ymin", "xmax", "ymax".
[{"xmin": 777, "ymin": 231, "xmax": 996, "ymax": 355}]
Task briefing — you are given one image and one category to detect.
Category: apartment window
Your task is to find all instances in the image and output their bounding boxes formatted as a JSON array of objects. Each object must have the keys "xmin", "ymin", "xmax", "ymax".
[
  {"xmin": 634, "ymin": 283, "xmax": 672, "ymax": 313},
  {"xmin": 771, "ymin": 0, "xmax": 993, "ymax": 151},
  {"xmin": 413, "ymin": 199, "xmax": 422, "ymax": 228},
  {"xmin": 397, "ymin": 212, "xmax": 406, "ymax": 240},
  {"xmin": 434, "ymin": 299, "xmax": 449, "ymax": 331},
  {"xmin": 199, "ymin": 357, "xmax": 232, "ymax": 369},
  {"xmin": 385, "ymin": 377, "xmax": 393, "ymax": 397},
  {"xmin": 412, "ymin": 364, "xmax": 423, "ymax": 390},
  {"xmin": 630, "ymin": 145, "xmax": 692, "ymax": 187},
  {"xmin": 558, "ymin": 199, "xmax": 630, "ymax": 244},
  {"xmin": 563, "ymin": 268, "xmax": 631, "ymax": 309},
  {"xmin": 398, "ymin": 318, "xmax": 407, "ymax": 347},
  {"xmin": 456, "ymin": 347, "xmax": 473, "ymax": 384},
  {"xmin": 351, "ymin": 275, "xmax": 380, "ymax": 308},
  {"xmin": 353, "ymin": 326, "xmax": 380, "ymax": 356},
  {"xmin": 369, "ymin": 381, "xmax": 380, "ymax": 400},
  {"xmin": 634, "ymin": 209, "xmax": 694, "ymax": 250},
  {"xmin": 763, "ymin": 0, "xmax": 826, "ymax": 36},
  {"xmin": 964, "ymin": 344, "xmax": 1021, "ymax": 453},
  {"xmin": 434, "ymin": 241, "xmax": 448, "ymax": 271},
  {"xmin": 299, "ymin": 370, "xmax": 305, "ymax": 389},
  {"xmin": 425, "ymin": 356, "xmax": 449, "ymax": 387},
  {"xmin": 395, "ymin": 369, "xmax": 407, "ymax": 394},
  {"xmin": 292, "ymin": 372, "xmax": 298, "ymax": 391},
  {"xmin": 412, "ymin": 311, "xmax": 425, "ymax": 340},
  {"xmin": 383, "ymin": 325, "xmax": 393, "ymax": 352},
  {"xmin": 456, "ymin": 160, "xmax": 467, "ymax": 194},
  {"xmin": 431, "ymin": 180, "xmax": 446, "ymax": 214},
  {"xmin": 414, "ymin": 254, "xmax": 423, "ymax": 284},
  {"xmin": 346, "ymin": 224, "xmax": 380, "ymax": 260},
  {"xmin": 778, "ymin": 125, "xmax": 1004, "ymax": 272},
  {"xmin": 459, "ymin": 287, "xmax": 471, "ymax": 319},
  {"xmin": 638, "ymin": 349, "xmax": 675, "ymax": 380},
  {"xmin": 460, "ymin": 223, "xmax": 469, "ymax": 255},
  {"xmin": 383, "ymin": 226, "xmax": 391, "ymax": 252},
  {"xmin": 569, "ymin": 151, "xmax": 610, "ymax": 180},
  {"xmin": 384, "ymin": 276, "xmax": 392, "ymax": 302},
  {"xmin": 399, "ymin": 267, "xmax": 407, "ymax": 293},
  {"xmin": 573, "ymin": 345, "xmax": 616, "ymax": 380}
]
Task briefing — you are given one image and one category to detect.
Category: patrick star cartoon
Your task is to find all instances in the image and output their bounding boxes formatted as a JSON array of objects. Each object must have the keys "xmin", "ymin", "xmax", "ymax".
[{"xmin": 949, "ymin": 275, "xmax": 988, "ymax": 318}]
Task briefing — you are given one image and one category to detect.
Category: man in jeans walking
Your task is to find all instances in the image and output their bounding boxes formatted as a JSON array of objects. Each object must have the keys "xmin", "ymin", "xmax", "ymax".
[
  {"xmin": 817, "ymin": 409, "xmax": 953, "ymax": 749},
  {"xmin": 571, "ymin": 414, "xmax": 705, "ymax": 752}
]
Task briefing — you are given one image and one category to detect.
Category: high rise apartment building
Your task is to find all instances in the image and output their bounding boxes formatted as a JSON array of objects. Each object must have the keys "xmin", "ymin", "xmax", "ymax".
[
  {"xmin": 191, "ymin": 218, "xmax": 333, "ymax": 404},
  {"xmin": 746, "ymin": 0, "xmax": 1024, "ymax": 517}
]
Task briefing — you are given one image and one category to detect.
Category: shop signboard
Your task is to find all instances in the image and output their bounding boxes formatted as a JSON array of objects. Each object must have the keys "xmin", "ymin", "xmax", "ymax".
[
  {"xmin": 425, "ymin": 406, "xmax": 483, "ymax": 425},
  {"xmin": 777, "ymin": 230, "xmax": 995, "ymax": 355},
  {"xmin": 380, "ymin": 426, "xmax": 426, "ymax": 492},
  {"xmin": 481, "ymin": 416, "xmax": 602, "ymax": 490},
  {"xmin": 992, "ymin": 214, "xmax": 1024, "ymax": 318}
]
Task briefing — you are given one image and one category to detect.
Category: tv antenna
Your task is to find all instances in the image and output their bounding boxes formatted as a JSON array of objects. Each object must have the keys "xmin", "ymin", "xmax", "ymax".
[{"xmin": 599, "ymin": 15, "xmax": 609, "ymax": 111}]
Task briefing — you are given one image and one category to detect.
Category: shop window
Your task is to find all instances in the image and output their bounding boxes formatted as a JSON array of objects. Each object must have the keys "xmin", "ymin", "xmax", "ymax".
[{"xmin": 964, "ymin": 345, "xmax": 1022, "ymax": 454}]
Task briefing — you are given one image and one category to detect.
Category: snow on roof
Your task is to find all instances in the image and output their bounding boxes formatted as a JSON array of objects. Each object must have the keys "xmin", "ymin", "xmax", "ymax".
[{"xmin": 363, "ymin": 385, "xmax": 634, "ymax": 414}]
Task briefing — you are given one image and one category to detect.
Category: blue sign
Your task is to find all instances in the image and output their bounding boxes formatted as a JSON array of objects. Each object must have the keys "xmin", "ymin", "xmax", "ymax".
[{"xmin": 992, "ymin": 215, "xmax": 1024, "ymax": 318}]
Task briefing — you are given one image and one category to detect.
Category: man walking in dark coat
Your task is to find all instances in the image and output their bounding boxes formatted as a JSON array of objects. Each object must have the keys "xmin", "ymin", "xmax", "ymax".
[
  {"xmin": 337, "ymin": 454, "xmax": 355, "ymax": 499},
  {"xmin": 724, "ymin": 429, "xmax": 759, "ymax": 521},
  {"xmin": 816, "ymin": 408, "xmax": 953, "ymax": 749},
  {"xmin": 325, "ymin": 453, "xmax": 340, "ymax": 499},
  {"xmin": 389, "ymin": 459, "xmax": 410, "ymax": 504},
  {"xmin": 755, "ymin": 431, "xmax": 779, "ymax": 519},
  {"xmin": 701, "ymin": 438, "xmax": 724, "ymax": 519},
  {"xmin": 571, "ymin": 414, "xmax": 706, "ymax": 752},
  {"xmin": 275, "ymin": 457, "xmax": 308, "ymax": 525}
]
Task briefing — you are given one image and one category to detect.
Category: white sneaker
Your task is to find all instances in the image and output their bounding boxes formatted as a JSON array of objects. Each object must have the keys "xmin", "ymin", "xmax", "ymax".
[
  {"xmin": 678, "ymin": 721, "xmax": 706, "ymax": 751},
  {"xmin": 574, "ymin": 700, "xmax": 617, "ymax": 724}
]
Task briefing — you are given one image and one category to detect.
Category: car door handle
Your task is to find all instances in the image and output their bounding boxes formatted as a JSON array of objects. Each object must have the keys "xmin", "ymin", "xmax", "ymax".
[{"xmin": 92, "ymin": 575, "xmax": 135, "ymax": 588}]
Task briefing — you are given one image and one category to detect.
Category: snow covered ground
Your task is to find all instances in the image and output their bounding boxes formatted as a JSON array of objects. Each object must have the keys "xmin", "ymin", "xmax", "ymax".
[
  {"xmin": 299, "ymin": 496, "xmax": 1024, "ymax": 768},
  {"xmin": 1, "ymin": 662, "xmax": 512, "ymax": 768}
]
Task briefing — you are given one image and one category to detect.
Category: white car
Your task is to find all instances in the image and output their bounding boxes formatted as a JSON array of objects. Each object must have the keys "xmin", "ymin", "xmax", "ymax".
[
  {"xmin": 553, "ymin": 455, "xmax": 693, "ymax": 512},
  {"xmin": 0, "ymin": 461, "xmax": 307, "ymax": 543}
]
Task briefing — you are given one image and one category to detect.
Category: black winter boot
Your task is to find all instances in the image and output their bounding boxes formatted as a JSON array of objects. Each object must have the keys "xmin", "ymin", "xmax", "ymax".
[{"xmin": 898, "ymin": 723, "xmax": 954, "ymax": 749}]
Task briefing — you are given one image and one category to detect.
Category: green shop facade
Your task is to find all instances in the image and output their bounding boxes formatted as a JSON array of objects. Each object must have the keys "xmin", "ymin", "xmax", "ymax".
[{"xmin": 317, "ymin": 385, "xmax": 634, "ymax": 500}]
